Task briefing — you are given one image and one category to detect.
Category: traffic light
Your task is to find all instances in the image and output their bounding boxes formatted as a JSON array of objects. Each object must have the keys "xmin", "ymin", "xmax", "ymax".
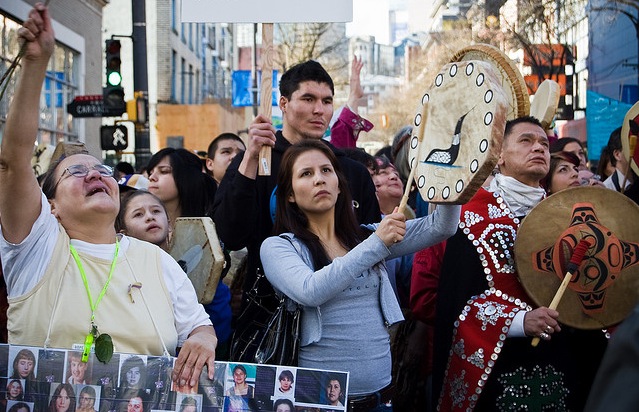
[
  {"xmin": 103, "ymin": 39, "xmax": 125, "ymax": 116},
  {"xmin": 126, "ymin": 91, "xmax": 149, "ymax": 124},
  {"xmin": 105, "ymin": 39, "xmax": 122, "ymax": 87}
]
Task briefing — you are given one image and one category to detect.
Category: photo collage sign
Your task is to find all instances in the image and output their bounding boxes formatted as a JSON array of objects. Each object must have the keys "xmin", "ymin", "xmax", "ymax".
[{"xmin": 0, "ymin": 345, "xmax": 349, "ymax": 412}]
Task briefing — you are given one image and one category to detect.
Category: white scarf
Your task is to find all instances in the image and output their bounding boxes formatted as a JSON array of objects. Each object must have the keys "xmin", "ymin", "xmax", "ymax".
[{"xmin": 488, "ymin": 173, "xmax": 546, "ymax": 216}]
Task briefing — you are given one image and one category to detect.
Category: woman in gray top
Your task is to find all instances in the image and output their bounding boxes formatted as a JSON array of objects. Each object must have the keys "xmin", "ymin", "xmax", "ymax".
[{"xmin": 260, "ymin": 140, "xmax": 460, "ymax": 406}]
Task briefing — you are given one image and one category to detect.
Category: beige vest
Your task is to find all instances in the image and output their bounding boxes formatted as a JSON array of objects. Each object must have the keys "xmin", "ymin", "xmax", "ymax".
[{"xmin": 8, "ymin": 227, "xmax": 178, "ymax": 356}]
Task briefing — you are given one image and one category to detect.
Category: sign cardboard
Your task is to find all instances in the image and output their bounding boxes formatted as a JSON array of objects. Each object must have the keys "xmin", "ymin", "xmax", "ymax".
[{"xmin": 181, "ymin": 0, "xmax": 353, "ymax": 23}]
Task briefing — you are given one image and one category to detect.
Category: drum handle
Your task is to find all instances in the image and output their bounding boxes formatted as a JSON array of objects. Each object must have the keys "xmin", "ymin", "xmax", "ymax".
[
  {"xmin": 531, "ymin": 239, "xmax": 591, "ymax": 347},
  {"xmin": 398, "ymin": 101, "xmax": 428, "ymax": 214}
]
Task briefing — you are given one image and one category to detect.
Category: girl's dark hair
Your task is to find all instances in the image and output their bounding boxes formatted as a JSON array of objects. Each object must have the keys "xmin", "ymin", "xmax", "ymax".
[
  {"xmin": 146, "ymin": 148, "xmax": 217, "ymax": 217},
  {"xmin": 273, "ymin": 399, "xmax": 294, "ymax": 410},
  {"xmin": 549, "ymin": 136, "xmax": 583, "ymax": 154},
  {"xmin": 278, "ymin": 370, "xmax": 294, "ymax": 383},
  {"xmin": 232, "ymin": 364, "xmax": 247, "ymax": 376},
  {"xmin": 116, "ymin": 191, "xmax": 167, "ymax": 232},
  {"xmin": 119, "ymin": 356, "xmax": 146, "ymax": 388},
  {"xmin": 540, "ymin": 151, "xmax": 580, "ymax": 192},
  {"xmin": 9, "ymin": 402, "xmax": 30, "ymax": 412},
  {"xmin": 274, "ymin": 140, "xmax": 368, "ymax": 269}
]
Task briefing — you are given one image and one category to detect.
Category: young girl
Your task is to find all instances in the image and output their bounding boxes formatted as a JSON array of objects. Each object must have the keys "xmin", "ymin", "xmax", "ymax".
[
  {"xmin": 260, "ymin": 140, "xmax": 460, "ymax": 408},
  {"xmin": 116, "ymin": 191, "xmax": 170, "ymax": 251}
]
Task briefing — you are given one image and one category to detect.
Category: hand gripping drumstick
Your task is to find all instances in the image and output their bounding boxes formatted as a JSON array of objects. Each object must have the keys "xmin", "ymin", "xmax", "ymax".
[
  {"xmin": 531, "ymin": 238, "xmax": 592, "ymax": 347},
  {"xmin": 398, "ymin": 101, "xmax": 428, "ymax": 214}
]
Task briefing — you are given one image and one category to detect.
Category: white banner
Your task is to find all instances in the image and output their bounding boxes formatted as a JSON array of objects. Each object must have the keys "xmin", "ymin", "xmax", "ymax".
[{"xmin": 181, "ymin": 0, "xmax": 353, "ymax": 23}]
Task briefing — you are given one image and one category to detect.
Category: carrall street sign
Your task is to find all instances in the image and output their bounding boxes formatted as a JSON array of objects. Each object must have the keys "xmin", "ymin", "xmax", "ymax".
[
  {"xmin": 67, "ymin": 95, "xmax": 104, "ymax": 118},
  {"xmin": 181, "ymin": 0, "xmax": 352, "ymax": 22}
]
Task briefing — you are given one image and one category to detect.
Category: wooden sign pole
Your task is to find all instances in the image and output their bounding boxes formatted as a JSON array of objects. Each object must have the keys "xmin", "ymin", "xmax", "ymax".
[
  {"xmin": 181, "ymin": 1, "xmax": 353, "ymax": 176},
  {"xmin": 258, "ymin": 23, "xmax": 274, "ymax": 176}
]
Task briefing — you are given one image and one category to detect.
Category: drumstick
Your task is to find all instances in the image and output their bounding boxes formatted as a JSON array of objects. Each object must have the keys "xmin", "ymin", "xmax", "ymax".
[
  {"xmin": 398, "ymin": 101, "xmax": 428, "ymax": 214},
  {"xmin": 531, "ymin": 238, "xmax": 592, "ymax": 347}
]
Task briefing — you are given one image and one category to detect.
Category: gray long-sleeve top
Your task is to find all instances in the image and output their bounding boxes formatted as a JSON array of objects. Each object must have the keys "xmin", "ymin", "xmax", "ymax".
[{"xmin": 260, "ymin": 204, "xmax": 460, "ymax": 395}]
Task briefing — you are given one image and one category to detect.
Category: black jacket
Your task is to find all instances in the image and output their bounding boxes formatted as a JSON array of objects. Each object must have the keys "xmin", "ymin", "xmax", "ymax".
[{"xmin": 213, "ymin": 131, "xmax": 380, "ymax": 296}]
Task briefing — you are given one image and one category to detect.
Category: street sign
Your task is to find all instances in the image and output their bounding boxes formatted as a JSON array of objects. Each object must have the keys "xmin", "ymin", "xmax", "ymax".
[
  {"xmin": 67, "ymin": 95, "xmax": 105, "ymax": 118},
  {"xmin": 100, "ymin": 125, "xmax": 128, "ymax": 150}
]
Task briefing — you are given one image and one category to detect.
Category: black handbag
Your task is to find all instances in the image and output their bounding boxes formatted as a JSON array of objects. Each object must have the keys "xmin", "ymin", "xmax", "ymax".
[
  {"xmin": 229, "ymin": 270, "xmax": 301, "ymax": 366},
  {"xmin": 229, "ymin": 235, "xmax": 303, "ymax": 366},
  {"xmin": 254, "ymin": 295, "xmax": 301, "ymax": 365}
]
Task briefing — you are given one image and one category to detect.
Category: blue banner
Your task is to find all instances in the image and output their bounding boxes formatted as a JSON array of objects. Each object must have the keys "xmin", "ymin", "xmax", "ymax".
[
  {"xmin": 586, "ymin": 90, "xmax": 633, "ymax": 161},
  {"xmin": 232, "ymin": 70, "xmax": 278, "ymax": 107}
]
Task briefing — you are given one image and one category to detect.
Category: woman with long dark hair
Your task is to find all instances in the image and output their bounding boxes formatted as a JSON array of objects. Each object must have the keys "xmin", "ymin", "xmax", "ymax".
[
  {"xmin": 146, "ymin": 148, "xmax": 217, "ymax": 228},
  {"xmin": 260, "ymin": 140, "xmax": 460, "ymax": 410}
]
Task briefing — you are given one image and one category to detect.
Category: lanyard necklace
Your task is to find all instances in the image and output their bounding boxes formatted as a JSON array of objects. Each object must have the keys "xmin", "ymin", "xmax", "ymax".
[{"xmin": 69, "ymin": 239, "xmax": 119, "ymax": 363}]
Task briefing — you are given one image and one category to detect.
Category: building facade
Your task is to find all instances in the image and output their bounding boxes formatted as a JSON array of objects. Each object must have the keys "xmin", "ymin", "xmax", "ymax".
[{"xmin": 1, "ymin": 0, "xmax": 107, "ymax": 157}]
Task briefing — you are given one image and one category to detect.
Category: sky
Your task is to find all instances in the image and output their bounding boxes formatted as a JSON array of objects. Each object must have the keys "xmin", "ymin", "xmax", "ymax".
[{"xmin": 346, "ymin": 0, "xmax": 390, "ymax": 44}]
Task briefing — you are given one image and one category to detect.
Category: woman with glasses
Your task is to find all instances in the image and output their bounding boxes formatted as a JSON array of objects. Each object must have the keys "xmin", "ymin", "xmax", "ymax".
[{"xmin": 0, "ymin": 3, "xmax": 216, "ymax": 392}]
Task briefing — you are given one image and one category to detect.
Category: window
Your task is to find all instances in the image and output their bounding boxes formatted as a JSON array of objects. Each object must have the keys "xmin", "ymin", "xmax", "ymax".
[
  {"xmin": 181, "ymin": 58, "xmax": 186, "ymax": 103},
  {"xmin": 171, "ymin": 50, "xmax": 177, "ymax": 101},
  {"xmin": 171, "ymin": 0, "xmax": 178, "ymax": 32},
  {"xmin": 188, "ymin": 64, "xmax": 193, "ymax": 104},
  {"xmin": 0, "ymin": 13, "xmax": 79, "ymax": 146}
]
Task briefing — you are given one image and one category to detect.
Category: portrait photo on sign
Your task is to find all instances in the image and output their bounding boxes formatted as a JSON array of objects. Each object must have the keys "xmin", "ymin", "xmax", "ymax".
[
  {"xmin": 175, "ymin": 393, "xmax": 202, "ymax": 412},
  {"xmin": 9, "ymin": 347, "xmax": 38, "ymax": 381},
  {"xmin": 37, "ymin": 349, "xmax": 66, "ymax": 384},
  {"xmin": 273, "ymin": 368, "xmax": 296, "ymax": 399},
  {"xmin": 224, "ymin": 364, "xmax": 255, "ymax": 398},
  {"xmin": 197, "ymin": 362, "xmax": 226, "ymax": 409},
  {"xmin": 48, "ymin": 382, "xmax": 76, "ymax": 412},
  {"xmin": 65, "ymin": 351, "xmax": 92, "ymax": 385},
  {"xmin": 76, "ymin": 384, "xmax": 101, "ymax": 412},
  {"xmin": 7, "ymin": 400, "xmax": 34, "ymax": 412},
  {"xmin": 3, "ymin": 378, "xmax": 25, "ymax": 401},
  {"xmin": 118, "ymin": 355, "xmax": 148, "ymax": 391},
  {"xmin": 89, "ymin": 352, "xmax": 121, "ymax": 402},
  {"xmin": 291, "ymin": 370, "xmax": 347, "ymax": 409},
  {"xmin": 170, "ymin": 356, "xmax": 198, "ymax": 394}
]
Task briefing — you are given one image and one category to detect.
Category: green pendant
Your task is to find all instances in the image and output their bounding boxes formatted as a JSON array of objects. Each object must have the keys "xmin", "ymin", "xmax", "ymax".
[
  {"xmin": 95, "ymin": 332, "xmax": 114, "ymax": 363},
  {"xmin": 82, "ymin": 326, "xmax": 96, "ymax": 363}
]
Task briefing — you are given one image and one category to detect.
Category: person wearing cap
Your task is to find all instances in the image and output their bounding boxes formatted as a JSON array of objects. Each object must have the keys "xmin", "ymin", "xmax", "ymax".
[
  {"xmin": 118, "ymin": 174, "xmax": 150, "ymax": 194},
  {"xmin": 0, "ymin": 3, "xmax": 216, "ymax": 390}
]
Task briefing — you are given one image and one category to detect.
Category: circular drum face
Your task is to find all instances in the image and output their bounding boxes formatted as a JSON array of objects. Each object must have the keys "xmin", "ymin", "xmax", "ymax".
[
  {"xmin": 408, "ymin": 61, "xmax": 508, "ymax": 204},
  {"xmin": 516, "ymin": 187, "xmax": 639, "ymax": 329}
]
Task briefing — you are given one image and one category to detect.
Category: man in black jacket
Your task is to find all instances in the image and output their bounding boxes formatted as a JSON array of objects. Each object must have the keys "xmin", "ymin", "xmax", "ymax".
[{"xmin": 213, "ymin": 61, "xmax": 380, "ymax": 361}]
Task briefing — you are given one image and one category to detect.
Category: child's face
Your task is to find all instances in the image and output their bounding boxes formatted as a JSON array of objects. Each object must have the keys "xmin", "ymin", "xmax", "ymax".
[{"xmin": 122, "ymin": 194, "xmax": 169, "ymax": 247}]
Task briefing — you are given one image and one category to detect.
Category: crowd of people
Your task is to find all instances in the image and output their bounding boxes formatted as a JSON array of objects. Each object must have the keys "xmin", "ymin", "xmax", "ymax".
[{"xmin": 2, "ymin": 3, "xmax": 639, "ymax": 412}]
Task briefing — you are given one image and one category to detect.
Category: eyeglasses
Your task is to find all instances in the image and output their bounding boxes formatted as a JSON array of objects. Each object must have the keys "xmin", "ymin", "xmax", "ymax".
[{"xmin": 53, "ymin": 164, "xmax": 114, "ymax": 190}]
